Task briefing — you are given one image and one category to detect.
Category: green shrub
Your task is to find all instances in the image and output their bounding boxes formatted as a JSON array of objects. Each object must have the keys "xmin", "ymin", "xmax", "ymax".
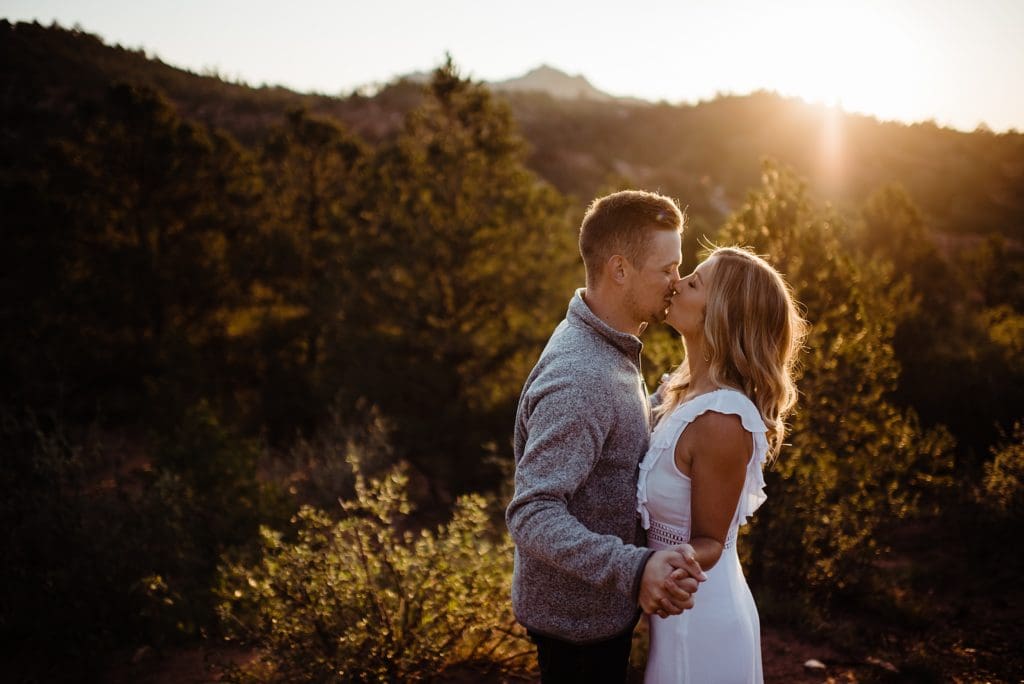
[{"xmin": 217, "ymin": 458, "xmax": 531, "ymax": 682}]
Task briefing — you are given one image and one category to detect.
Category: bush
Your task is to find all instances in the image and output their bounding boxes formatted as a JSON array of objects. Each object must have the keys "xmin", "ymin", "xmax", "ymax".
[
  {"xmin": 259, "ymin": 400, "xmax": 397, "ymax": 512},
  {"xmin": 981, "ymin": 421, "xmax": 1024, "ymax": 518},
  {"xmin": 141, "ymin": 401, "xmax": 290, "ymax": 636},
  {"xmin": 217, "ymin": 458, "xmax": 530, "ymax": 682},
  {"xmin": 0, "ymin": 402, "xmax": 287, "ymax": 677},
  {"xmin": 0, "ymin": 412, "xmax": 143, "ymax": 673}
]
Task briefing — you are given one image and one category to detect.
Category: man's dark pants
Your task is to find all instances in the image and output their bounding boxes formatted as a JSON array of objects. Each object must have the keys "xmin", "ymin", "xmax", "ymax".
[{"xmin": 528, "ymin": 627, "xmax": 634, "ymax": 683}]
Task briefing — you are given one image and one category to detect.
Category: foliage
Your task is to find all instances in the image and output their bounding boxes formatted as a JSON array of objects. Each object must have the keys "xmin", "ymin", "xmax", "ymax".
[
  {"xmin": 154, "ymin": 401, "xmax": 289, "ymax": 571},
  {"xmin": 2, "ymin": 80, "xmax": 261, "ymax": 424},
  {"xmin": 980, "ymin": 421, "xmax": 1024, "ymax": 518},
  {"xmin": 261, "ymin": 400, "xmax": 397, "ymax": 511},
  {"xmin": 217, "ymin": 460, "xmax": 530, "ymax": 682},
  {"xmin": 244, "ymin": 108, "xmax": 372, "ymax": 436},
  {"xmin": 0, "ymin": 413, "xmax": 133, "ymax": 674},
  {"xmin": 353, "ymin": 58, "xmax": 579, "ymax": 493},
  {"xmin": 718, "ymin": 161, "xmax": 955, "ymax": 601},
  {"xmin": 856, "ymin": 186, "xmax": 1024, "ymax": 469},
  {"xmin": 0, "ymin": 404, "xmax": 286, "ymax": 674}
]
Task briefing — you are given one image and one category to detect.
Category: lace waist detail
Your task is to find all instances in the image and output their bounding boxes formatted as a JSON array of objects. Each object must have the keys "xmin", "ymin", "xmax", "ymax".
[
  {"xmin": 648, "ymin": 519, "xmax": 689, "ymax": 546},
  {"xmin": 647, "ymin": 519, "xmax": 738, "ymax": 550}
]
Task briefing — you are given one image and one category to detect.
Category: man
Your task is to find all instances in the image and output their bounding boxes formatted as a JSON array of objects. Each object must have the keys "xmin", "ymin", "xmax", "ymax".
[{"xmin": 506, "ymin": 190, "xmax": 706, "ymax": 683}]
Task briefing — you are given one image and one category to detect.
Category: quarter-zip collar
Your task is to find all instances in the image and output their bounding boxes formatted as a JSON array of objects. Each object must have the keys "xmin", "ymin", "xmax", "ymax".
[{"xmin": 566, "ymin": 288, "xmax": 644, "ymax": 365}]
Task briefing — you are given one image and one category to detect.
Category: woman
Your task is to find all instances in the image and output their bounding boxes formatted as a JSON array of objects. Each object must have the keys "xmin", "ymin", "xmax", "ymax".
[{"xmin": 637, "ymin": 246, "xmax": 808, "ymax": 683}]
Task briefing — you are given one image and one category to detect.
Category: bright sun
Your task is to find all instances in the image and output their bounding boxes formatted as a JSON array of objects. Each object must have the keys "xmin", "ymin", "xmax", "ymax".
[{"xmin": 767, "ymin": 4, "xmax": 924, "ymax": 119}]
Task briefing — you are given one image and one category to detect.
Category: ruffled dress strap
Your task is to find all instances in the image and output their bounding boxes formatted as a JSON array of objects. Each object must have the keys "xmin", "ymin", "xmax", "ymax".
[{"xmin": 637, "ymin": 388, "xmax": 770, "ymax": 529}]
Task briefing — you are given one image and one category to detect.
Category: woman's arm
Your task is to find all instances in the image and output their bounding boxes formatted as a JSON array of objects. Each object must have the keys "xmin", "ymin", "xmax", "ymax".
[{"xmin": 674, "ymin": 411, "xmax": 752, "ymax": 571}]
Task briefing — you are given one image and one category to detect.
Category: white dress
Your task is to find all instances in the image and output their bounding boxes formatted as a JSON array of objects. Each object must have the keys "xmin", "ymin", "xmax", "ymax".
[{"xmin": 636, "ymin": 388, "xmax": 768, "ymax": 684}]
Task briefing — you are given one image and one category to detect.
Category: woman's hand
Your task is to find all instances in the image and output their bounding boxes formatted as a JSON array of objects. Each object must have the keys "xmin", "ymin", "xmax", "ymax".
[{"xmin": 639, "ymin": 546, "xmax": 706, "ymax": 617}]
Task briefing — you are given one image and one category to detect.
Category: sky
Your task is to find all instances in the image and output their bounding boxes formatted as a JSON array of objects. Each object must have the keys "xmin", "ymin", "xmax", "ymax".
[{"xmin": 4, "ymin": 0, "xmax": 1024, "ymax": 132}]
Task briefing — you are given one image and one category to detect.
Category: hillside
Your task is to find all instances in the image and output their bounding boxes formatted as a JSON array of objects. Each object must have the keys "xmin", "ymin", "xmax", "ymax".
[{"xmin": 3, "ymin": 20, "xmax": 1023, "ymax": 242}]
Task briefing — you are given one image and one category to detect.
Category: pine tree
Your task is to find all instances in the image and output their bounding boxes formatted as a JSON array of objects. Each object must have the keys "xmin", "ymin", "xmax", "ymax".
[
  {"xmin": 248, "ymin": 109, "xmax": 370, "ymax": 434},
  {"xmin": 717, "ymin": 161, "xmax": 954, "ymax": 601},
  {"xmin": 358, "ymin": 58, "xmax": 579, "ymax": 495},
  {"xmin": 9, "ymin": 83, "xmax": 260, "ymax": 421}
]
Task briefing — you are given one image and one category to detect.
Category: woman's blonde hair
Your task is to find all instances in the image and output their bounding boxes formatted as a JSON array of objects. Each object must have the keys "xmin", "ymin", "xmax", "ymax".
[{"xmin": 655, "ymin": 246, "xmax": 808, "ymax": 458}]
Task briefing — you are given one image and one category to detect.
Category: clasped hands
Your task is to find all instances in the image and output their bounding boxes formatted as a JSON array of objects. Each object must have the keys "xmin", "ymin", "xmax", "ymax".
[{"xmin": 638, "ymin": 544, "xmax": 706, "ymax": 618}]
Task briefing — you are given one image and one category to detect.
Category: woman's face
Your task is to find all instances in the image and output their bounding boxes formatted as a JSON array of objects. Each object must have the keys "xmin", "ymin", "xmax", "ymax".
[{"xmin": 666, "ymin": 256, "xmax": 716, "ymax": 336}]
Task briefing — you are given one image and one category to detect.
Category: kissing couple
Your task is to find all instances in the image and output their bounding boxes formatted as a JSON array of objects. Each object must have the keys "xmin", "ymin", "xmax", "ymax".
[{"xmin": 507, "ymin": 190, "xmax": 807, "ymax": 683}]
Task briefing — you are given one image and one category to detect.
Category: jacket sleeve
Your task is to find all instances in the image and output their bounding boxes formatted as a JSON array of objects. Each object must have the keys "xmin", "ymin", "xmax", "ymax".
[{"xmin": 506, "ymin": 371, "xmax": 653, "ymax": 599}]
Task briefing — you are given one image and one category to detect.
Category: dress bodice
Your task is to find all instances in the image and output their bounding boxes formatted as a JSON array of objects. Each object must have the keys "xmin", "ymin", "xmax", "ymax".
[{"xmin": 636, "ymin": 388, "xmax": 770, "ymax": 548}]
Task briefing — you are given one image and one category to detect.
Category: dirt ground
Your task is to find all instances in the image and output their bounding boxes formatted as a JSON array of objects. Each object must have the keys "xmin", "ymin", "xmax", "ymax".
[
  {"xmin": 102, "ymin": 623, "xmax": 882, "ymax": 684},
  {"xmin": 87, "ymin": 514, "xmax": 1024, "ymax": 684}
]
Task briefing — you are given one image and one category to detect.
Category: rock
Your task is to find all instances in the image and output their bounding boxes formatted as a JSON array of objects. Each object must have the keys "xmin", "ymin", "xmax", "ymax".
[
  {"xmin": 131, "ymin": 645, "xmax": 153, "ymax": 664},
  {"xmin": 866, "ymin": 655, "xmax": 899, "ymax": 672},
  {"xmin": 803, "ymin": 658, "xmax": 827, "ymax": 671}
]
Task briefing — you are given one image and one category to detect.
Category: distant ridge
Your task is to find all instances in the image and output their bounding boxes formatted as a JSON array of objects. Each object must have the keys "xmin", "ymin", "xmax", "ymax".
[
  {"xmin": 490, "ymin": 65, "xmax": 632, "ymax": 102},
  {"xmin": 399, "ymin": 70, "xmax": 433, "ymax": 85},
  {"xmin": 396, "ymin": 64, "xmax": 645, "ymax": 103}
]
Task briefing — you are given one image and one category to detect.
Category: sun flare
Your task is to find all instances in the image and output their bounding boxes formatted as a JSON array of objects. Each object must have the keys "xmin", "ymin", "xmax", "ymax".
[{"xmin": 767, "ymin": 4, "xmax": 926, "ymax": 120}]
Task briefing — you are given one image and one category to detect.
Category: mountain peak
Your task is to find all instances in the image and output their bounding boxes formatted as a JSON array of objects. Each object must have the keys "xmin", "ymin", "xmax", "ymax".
[{"xmin": 490, "ymin": 64, "xmax": 617, "ymax": 102}]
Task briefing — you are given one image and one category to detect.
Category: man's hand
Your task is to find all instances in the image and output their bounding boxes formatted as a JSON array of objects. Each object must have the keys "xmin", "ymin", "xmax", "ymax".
[{"xmin": 638, "ymin": 546, "xmax": 706, "ymax": 617}]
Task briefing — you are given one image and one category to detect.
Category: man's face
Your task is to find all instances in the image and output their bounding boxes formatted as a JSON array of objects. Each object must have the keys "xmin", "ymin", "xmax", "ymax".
[{"xmin": 624, "ymin": 229, "xmax": 682, "ymax": 326}]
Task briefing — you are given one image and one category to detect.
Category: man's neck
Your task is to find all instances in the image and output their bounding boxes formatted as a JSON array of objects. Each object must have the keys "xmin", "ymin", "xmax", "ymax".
[{"xmin": 582, "ymin": 287, "xmax": 643, "ymax": 337}]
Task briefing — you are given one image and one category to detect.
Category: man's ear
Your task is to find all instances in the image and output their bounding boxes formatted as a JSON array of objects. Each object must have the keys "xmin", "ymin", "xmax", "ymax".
[{"xmin": 607, "ymin": 255, "xmax": 629, "ymax": 284}]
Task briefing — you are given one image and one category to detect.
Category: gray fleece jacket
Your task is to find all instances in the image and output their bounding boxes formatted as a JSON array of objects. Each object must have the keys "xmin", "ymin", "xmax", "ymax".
[{"xmin": 506, "ymin": 289, "xmax": 656, "ymax": 643}]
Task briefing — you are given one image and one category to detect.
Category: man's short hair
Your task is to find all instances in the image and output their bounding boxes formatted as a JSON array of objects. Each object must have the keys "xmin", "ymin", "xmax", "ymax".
[{"xmin": 579, "ymin": 190, "xmax": 684, "ymax": 281}]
